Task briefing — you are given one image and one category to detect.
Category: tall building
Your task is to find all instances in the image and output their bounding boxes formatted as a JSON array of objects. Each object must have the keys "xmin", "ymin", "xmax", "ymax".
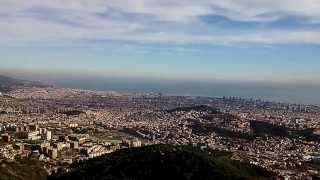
[
  {"xmin": 48, "ymin": 148, "xmax": 58, "ymax": 159},
  {"xmin": 70, "ymin": 141, "xmax": 79, "ymax": 149},
  {"xmin": 131, "ymin": 139, "xmax": 142, "ymax": 148},
  {"xmin": 46, "ymin": 131, "xmax": 52, "ymax": 140},
  {"xmin": 39, "ymin": 128, "xmax": 47, "ymax": 134},
  {"xmin": 28, "ymin": 131, "xmax": 40, "ymax": 140}
]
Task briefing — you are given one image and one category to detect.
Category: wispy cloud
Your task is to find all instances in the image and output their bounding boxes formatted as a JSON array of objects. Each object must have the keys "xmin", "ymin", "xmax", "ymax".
[{"xmin": 1, "ymin": 0, "xmax": 320, "ymax": 46}]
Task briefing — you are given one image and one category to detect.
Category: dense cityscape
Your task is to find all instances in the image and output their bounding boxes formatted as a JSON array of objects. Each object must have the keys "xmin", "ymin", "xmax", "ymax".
[
  {"xmin": 1, "ymin": 84, "xmax": 320, "ymax": 179},
  {"xmin": 3, "ymin": 0, "xmax": 320, "ymax": 179}
]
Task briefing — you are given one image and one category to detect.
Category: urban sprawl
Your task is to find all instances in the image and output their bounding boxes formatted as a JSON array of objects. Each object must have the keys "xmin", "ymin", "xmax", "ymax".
[{"xmin": 1, "ymin": 87, "xmax": 320, "ymax": 179}]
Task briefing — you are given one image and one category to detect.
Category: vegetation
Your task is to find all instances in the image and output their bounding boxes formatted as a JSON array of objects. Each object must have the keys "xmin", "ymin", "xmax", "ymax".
[
  {"xmin": 89, "ymin": 130, "xmax": 129, "ymax": 141},
  {"xmin": 0, "ymin": 159, "xmax": 48, "ymax": 180},
  {"xmin": 193, "ymin": 113, "xmax": 320, "ymax": 142},
  {"xmin": 192, "ymin": 112, "xmax": 253, "ymax": 140},
  {"xmin": 165, "ymin": 105, "xmax": 220, "ymax": 114},
  {"xmin": 50, "ymin": 144, "xmax": 275, "ymax": 180},
  {"xmin": 202, "ymin": 113, "xmax": 240, "ymax": 122},
  {"xmin": 192, "ymin": 123, "xmax": 254, "ymax": 140},
  {"xmin": 250, "ymin": 121, "xmax": 289, "ymax": 137},
  {"xmin": 250, "ymin": 121, "xmax": 320, "ymax": 141}
]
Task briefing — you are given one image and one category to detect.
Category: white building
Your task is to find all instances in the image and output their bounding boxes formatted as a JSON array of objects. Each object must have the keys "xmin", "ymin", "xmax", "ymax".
[
  {"xmin": 28, "ymin": 131, "xmax": 40, "ymax": 140},
  {"xmin": 131, "ymin": 139, "xmax": 142, "ymax": 147},
  {"xmin": 69, "ymin": 123, "xmax": 78, "ymax": 128},
  {"xmin": 46, "ymin": 131, "xmax": 52, "ymax": 140}
]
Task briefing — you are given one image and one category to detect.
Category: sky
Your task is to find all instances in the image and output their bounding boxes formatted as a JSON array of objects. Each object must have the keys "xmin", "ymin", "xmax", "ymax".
[{"xmin": 1, "ymin": 0, "xmax": 320, "ymax": 85}]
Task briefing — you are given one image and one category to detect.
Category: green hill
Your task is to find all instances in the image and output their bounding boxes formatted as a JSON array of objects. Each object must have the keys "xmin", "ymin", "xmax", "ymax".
[
  {"xmin": 251, "ymin": 121, "xmax": 320, "ymax": 141},
  {"xmin": 0, "ymin": 159, "xmax": 48, "ymax": 180},
  {"xmin": 50, "ymin": 145, "xmax": 275, "ymax": 180}
]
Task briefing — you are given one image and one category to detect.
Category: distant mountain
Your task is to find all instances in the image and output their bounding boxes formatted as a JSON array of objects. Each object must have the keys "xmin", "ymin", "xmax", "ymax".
[
  {"xmin": 0, "ymin": 75, "xmax": 50, "ymax": 92},
  {"xmin": 0, "ymin": 75, "xmax": 21, "ymax": 86},
  {"xmin": 50, "ymin": 145, "xmax": 276, "ymax": 180}
]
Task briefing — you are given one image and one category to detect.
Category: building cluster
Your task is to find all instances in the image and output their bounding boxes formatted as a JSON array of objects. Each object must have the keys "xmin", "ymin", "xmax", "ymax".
[{"xmin": 1, "ymin": 87, "xmax": 320, "ymax": 178}]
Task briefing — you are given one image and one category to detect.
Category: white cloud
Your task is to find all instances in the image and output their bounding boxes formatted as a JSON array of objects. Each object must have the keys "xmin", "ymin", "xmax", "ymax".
[
  {"xmin": 106, "ymin": 0, "xmax": 320, "ymax": 22},
  {"xmin": 1, "ymin": 0, "xmax": 320, "ymax": 46}
]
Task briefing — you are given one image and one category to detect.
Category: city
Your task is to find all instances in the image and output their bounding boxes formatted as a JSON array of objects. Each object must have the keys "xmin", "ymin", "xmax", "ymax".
[
  {"xmin": 1, "ymin": 85, "xmax": 320, "ymax": 179},
  {"xmin": 2, "ymin": 0, "xmax": 320, "ymax": 179}
]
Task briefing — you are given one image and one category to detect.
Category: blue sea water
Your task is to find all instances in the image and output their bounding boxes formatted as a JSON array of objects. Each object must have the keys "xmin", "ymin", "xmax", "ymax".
[{"xmin": 45, "ymin": 76, "xmax": 320, "ymax": 105}]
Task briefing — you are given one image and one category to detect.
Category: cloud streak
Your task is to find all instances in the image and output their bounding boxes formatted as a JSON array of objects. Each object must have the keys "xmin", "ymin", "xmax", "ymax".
[{"xmin": 1, "ymin": 0, "xmax": 320, "ymax": 46}]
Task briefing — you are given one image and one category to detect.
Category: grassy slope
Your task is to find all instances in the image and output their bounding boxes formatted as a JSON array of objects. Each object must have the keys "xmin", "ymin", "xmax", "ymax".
[{"xmin": 0, "ymin": 159, "xmax": 48, "ymax": 180}]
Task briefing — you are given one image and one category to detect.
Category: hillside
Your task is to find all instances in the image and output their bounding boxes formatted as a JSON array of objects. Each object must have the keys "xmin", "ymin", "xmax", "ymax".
[
  {"xmin": 0, "ymin": 159, "xmax": 48, "ymax": 180},
  {"xmin": 0, "ymin": 75, "xmax": 20, "ymax": 92},
  {"xmin": 50, "ymin": 145, "xmax": 275, "ymax": 180},
  {"xmin": 0, "ymin": 75, "xmax": 21, "ymax": 85},
  {"xmin": 0, "ymin": 75, "xmax": 49, "ymax": 92}
]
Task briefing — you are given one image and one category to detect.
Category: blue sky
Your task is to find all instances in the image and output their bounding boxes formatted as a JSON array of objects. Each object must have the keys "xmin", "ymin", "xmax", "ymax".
[{"xmin": 1, "ymin": 0, "xmax": 320, "ymax": 84}]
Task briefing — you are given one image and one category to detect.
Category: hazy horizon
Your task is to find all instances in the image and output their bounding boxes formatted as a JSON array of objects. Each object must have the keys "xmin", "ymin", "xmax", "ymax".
[{"xmin": 2, "ymin": 70, "xmax": 320, "ymax": 105}]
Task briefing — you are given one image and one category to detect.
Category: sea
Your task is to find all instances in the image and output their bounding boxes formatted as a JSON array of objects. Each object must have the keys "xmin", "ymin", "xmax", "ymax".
[{"xmin": 39, "ymin": 76, "xmax": 320, "ymax": 105}]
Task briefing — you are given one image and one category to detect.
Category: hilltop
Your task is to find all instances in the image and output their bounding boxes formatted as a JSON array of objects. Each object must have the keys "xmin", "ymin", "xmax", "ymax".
[{"xmin": 50, "ymin": 144, "xmax": 275, "ymax": 180}]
